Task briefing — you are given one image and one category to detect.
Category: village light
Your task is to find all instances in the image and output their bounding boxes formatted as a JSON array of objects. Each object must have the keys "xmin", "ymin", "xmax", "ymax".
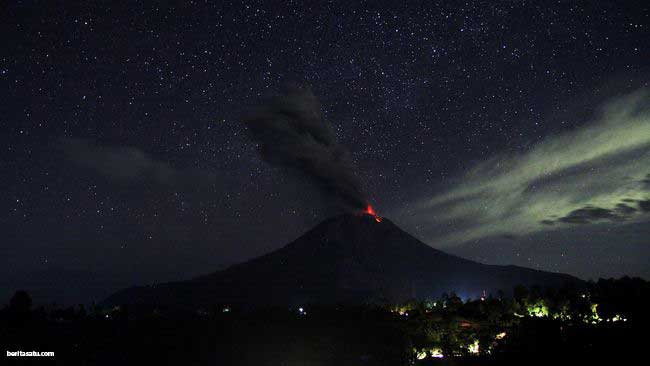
[
  {"xmin": 467, "ymin": 340, "xmax": 479, "ymax": 355},
  {"xmin": 430, "ymin": 348, "xmax": 444, "ymax": 358},
  {"xmin": 526, "ymin": 301, "xmax": 549, "ymax": 318},
  {"xmin": 416, "ymin": 350, "xmax": 427, "ymax": 360}
]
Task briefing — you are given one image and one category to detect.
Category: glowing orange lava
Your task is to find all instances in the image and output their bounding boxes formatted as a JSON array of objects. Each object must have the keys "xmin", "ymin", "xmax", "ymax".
[{"xmin": 364, "ymin": 204, "xmax": 382, "ymax": 222}]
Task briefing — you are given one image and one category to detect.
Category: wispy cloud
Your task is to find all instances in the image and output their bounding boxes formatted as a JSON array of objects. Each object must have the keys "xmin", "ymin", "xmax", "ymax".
[
  {"xmin": 60, "ymin": 137, "xmax": 178, "ymax": 185},
  {"xmin": 399, "ymin": 90, "xmax": 650, "ymax": 247}
]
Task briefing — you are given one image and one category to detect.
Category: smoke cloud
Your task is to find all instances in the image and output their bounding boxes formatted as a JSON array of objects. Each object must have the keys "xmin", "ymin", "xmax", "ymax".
[{"xmin": 243, "ymin": 87, "xmax": 366, "ymax": 211}]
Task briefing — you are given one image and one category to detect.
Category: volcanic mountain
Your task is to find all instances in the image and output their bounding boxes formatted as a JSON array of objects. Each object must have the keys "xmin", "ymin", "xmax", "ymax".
[{"xmin": 105, "ymin": 214, "xmax": 582, "ymax": 307}]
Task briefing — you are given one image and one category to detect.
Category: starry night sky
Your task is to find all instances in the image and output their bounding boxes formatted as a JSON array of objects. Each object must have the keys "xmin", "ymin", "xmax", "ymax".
[{"xmin": 1, "ymin": 1, "xmax": 649, "ymax": 305}]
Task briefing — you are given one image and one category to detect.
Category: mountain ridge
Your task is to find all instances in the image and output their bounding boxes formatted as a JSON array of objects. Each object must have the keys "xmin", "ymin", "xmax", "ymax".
[{"xmin": 105, "ymin": 214, "xmax": 583, "ymax": 307}]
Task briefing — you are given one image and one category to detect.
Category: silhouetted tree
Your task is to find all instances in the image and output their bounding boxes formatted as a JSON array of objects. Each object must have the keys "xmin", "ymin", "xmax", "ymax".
[{"xmin": 9, "ymin": 290, "xmax": 32, "ymax": 313}]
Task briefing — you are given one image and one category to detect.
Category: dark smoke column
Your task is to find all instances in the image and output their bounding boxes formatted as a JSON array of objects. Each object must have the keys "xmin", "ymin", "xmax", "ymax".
[{"xmin": 243, "ymin": 86, "xmax": 367, "ymax": 211}]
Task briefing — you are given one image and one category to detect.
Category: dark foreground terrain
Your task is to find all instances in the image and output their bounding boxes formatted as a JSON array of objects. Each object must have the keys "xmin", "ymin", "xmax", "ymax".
[{"xmin": 2, "ymin": 277, "xmax": 648, "ymax": 365}]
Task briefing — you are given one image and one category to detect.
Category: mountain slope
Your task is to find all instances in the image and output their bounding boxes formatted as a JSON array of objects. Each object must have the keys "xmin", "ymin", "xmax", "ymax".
[{"xmin": 105, "ymin": 214, "xmax": 582, "ymax": 307}]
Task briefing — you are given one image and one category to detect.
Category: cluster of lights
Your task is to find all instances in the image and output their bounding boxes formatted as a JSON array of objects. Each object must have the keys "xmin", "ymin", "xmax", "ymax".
[
  {"xmin": 414, "ymin": 338, "xmax": 482, "ymax": 360},
  {"xmin": 586, "ymin": 303, "xmax": 602, "ymax": 324},
  {"xmin": 609, "ymin": 314, "xmax": 627, "ymax": 322},
  {"xmin": 415, "ymin": 347, "xmax": 444, "ymax": 360},
  {"xmin": 402, "ymin": 295, "xmax": 631, "ymax": 362},
  {"xmin": 526, "ymin": 300, "xmax": 549, "ymax": 318},
  {"xmin": 467, "ymin": 340, "xmax": 480, "ymax": 355},
  {"xmin": 519, "ymin": 300, "xmax": 630, "ymax": 325},
  {"xmin": 414, "ymin": 333, "xmax": 507, "ymax": 360}
]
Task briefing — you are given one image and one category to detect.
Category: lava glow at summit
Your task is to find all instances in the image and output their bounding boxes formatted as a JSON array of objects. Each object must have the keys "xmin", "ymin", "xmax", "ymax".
[{"xmin": 364, "ymin": 204, "xmax": 382, "ymax": 223}]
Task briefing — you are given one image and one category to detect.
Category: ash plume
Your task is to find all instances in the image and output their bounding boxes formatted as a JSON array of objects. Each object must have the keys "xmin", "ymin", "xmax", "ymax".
[{"xmin": 243, "ymin": 86, "xmax": 366, "ymax": 211}]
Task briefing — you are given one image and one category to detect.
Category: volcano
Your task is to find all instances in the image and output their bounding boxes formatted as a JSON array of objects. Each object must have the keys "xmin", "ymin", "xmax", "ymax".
[{"xmin": 105, "ymin": 214, "xmax": 582, "ymax": 307}]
